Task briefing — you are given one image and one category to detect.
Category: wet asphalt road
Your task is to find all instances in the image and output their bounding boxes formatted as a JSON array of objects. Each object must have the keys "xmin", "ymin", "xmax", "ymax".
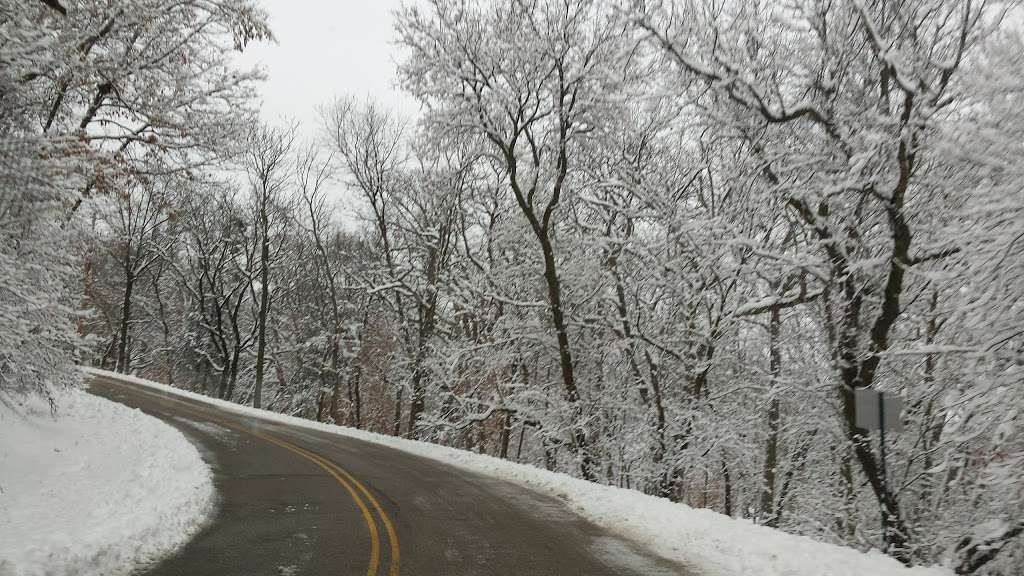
[{"xmin": 87, "ymin": 374, "xmax": 689, "ymax": 576}]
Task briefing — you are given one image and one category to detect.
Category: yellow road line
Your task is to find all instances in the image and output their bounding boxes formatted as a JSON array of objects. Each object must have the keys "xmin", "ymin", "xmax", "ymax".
[
  {"xmin": 247, "ymin": 429, "xmax": 382, "ymax": 576},
  {"xmin": 99, "ymin": 377, "xmax": 398, "ymax": 576},
  {"xmin": 330, "ymin": 458, "xmax": 401, "ymax": 576},
  {"xmin": 262, "ymin": 436, "xmax": 401, "ymax": 576}
]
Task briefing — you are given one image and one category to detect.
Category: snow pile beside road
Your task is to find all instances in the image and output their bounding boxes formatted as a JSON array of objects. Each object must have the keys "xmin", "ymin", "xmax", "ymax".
[
  {"xmin": 86, "ymin": 368, "xmax": 953, "ymax": 576},
  {"xmin": 0, "ymin": 387, "xmax": 214, "ymax": 576}
]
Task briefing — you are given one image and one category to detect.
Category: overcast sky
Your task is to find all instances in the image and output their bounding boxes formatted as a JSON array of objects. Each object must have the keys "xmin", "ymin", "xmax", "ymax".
[
  {"xmin": 234, "ymin": 0, "xmax": 420, "ymax": 138},
  {"xmin": 231, "ymin": 1, "xmax": 421, "ymax": 221}
]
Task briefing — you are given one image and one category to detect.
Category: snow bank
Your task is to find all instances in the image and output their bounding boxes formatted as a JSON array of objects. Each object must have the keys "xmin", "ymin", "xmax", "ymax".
[
  {"xmin": 0, "ymin": 386, "xmax": 214, "ymax": 576},
  {"xmin": 83, "ymin": 368, "xmax": 953, "ymax": 576}
]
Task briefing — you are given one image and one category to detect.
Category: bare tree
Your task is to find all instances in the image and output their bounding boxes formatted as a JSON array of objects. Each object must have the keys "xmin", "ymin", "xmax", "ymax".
[
  {"xmin": 636, "ymin": 0, "xmax": 1008, "ymax": 563},
  {"xmin": 97, "ymin": 171, "xmax": 175, "ymax": 373},
  {"xmin": 396, "ymin": 0, "xmax": 629, "ymax": 478},
  {"xmin": 173, "ymin": 183, "xmax": 258, "ymax": 400},
  {"xmin": 322, "ymin": 98, "xmax": 415, "ymax": 433},
  {"xmin": 244, "ymin": 123, "xmax": 297, "ymax": 409}
]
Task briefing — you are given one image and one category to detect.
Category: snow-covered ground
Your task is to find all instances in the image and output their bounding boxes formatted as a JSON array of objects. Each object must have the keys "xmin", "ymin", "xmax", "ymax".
[
  {"xmin": 0, "ymin": 386, "xmax": 214, "ymax": 576},
  {"xmin": 82, "ymin": 367, "xmax": 953, "ymax": 576}
]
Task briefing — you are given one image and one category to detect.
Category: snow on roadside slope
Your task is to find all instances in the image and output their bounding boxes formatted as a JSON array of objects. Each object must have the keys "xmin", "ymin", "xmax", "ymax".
[
  {"xmin": 83, "ymin": 367, "xmax": 953, "ymax": 576},
  {"xmin": 0, "ymin": 386, "xmax": 214, "ymax": 576}
]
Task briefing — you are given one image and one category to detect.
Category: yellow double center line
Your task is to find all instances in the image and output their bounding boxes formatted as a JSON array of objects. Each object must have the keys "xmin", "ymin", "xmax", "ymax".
[
  {"xmin": 103, "ymin": 378, "xmax": 400, "ymax": 576},
  {"xmin": 245, "ymin": 428, "xmax": 401, "ymax": 576}
]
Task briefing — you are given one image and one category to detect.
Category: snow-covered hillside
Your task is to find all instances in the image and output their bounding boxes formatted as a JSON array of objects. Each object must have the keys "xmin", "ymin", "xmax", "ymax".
[
  {"xmin": 0, "ymin": 388, "xmax": 214, "ymax": 576},
  {"xmin": 88, "ymin": 368, "xmax": 954, "ymax": 576}
]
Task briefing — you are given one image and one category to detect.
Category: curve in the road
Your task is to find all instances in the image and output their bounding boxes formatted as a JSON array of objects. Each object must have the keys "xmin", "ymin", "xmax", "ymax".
[
  {"xmin": 199, "ymin": 405, "xmax": 398, "ymax": 576},
  {"xmin": 88, "ymin": 372, "xmax": 691, "ymax": 576}
]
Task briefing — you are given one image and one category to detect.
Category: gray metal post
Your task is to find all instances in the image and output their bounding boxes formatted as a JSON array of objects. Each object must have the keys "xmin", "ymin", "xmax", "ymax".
[{"xmin": 878, "ymin": 391, "xmax": 888, "ymax": 548}]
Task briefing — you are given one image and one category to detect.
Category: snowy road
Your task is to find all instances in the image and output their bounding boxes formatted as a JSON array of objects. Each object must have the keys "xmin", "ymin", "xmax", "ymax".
[{"xmin": 87, "ymin": 373, "xmax": 688, "ymax": 576}]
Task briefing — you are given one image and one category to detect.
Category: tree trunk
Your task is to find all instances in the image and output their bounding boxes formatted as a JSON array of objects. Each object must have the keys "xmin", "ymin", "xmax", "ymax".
[
  {"xmin": 226, "ymin": 347, "xmax": 241, "ymax": 400},
  {"xmin": 253, "ymin": 203, "xmax": 271, "ymax": 409},
  {"xmin": 115, "ymin": 269, "xmax": 135, "ymax": 373},
  {"xmin": 760, "ymin": 305, "xmax": 782, "ymax": 525},
  {"xmin": 539, "ymin": 237, "xmax": 594, "ymax": 481},
  {"xmin": 101, "ymin": 335, "xmax": 118, "ymax": 369},
  {"xmin": 502, "ymin": 126, "xmax": 592, "ymax": 479},
  {"xmin": 348, "ymin": 356, "xmax": 363, "ymax": 429},
  {"xmin": 329, "ymin": 338, "xmax": 344, "ymax": 424},
  {"xmin": 774, "ymin": 428, "xmax": 818, "ymax": 527},
  {"xmin": 408, "ymin": 244, "xmax": 442, "ymax": 438},
  {"xmin": 151, "ymin": 263, "xmax": 173, "ymax": 384},
  {"xmin": 392, "ymin": 381, "xmax": 403, "ymax": 436},
  {"xmin": 838, "ymin": 448, "xmax": 856, "ymax": 539},
  {"xmin": 498, "ymin": 410, "xmax": 512, "ymax": 459},
  {"xmin": 406, "ymin": 325, "xmax": 431, "ymax": 437},
  {"xmin": 270, "ymin": 329, "xmax": 288, "ymax": 409},
  {"xmin": 515, "ymin": 422, "xmax": 526, "ymax": 461},
  {"xmin": 917, "ymin": 291, "xmax": 944, "ymax": 514},
  {"xmin": 721, "ymin": 457, "xmax": 733, "ymax": 517},
  {"xmin": 315, "ymin": 390, "xmax": 327, "ymax": 422}
]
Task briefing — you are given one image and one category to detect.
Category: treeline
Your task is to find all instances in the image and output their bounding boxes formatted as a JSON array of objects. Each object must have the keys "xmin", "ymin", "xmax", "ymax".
[
  {"xmin": 5, "ymin": 1, "xmax": 1023, "ymax": 574},
  {"xmin": 1, "ymin": 0, "xmax": 269, "ymax": 398}
]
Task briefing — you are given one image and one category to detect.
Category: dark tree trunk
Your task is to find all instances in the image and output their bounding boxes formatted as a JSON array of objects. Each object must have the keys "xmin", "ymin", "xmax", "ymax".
[
  {"xmin": 392, "ymin": 382, "xmax": 403, "ymax": 436},
  {"xmin": 500, "ymin": 105, "xmax": 592, "ymax": 479},
  {"xmin": 539, "ymin": 237, "xmax": 594, "ymax": 480},
  {"xmin": 101, "ymin": 335, "xmax": 118, "ymax": 369},
  {"xmin": 515, "ymin": 422, "xmax": 526, "ymax": 461},
  {"xmin": 774, "ymin": 428, "xmax": 817, "ymax": 526},
  {"xmin": 115, "ymin": 269, "xmax": 134, "ymax": 373},
  {"xmin": 721, "ymin": 457, "xmax": 733, "ymax": 517},
  {"xmin": 916, "ymin": 291, "xmax": 944, "ymax": 513},
  {"xmin": 217, "ymin": 365, "xmax": 230, "ymax": 399},
  {"xmin": 225, "ymin": 347, "xmax": 241, "ymax": 401},
  {"xmin": 329, "ymin": 339, "xmax": 344, "ymax": 424},
  {"xmin": 406, "ymin": 313, "xmax": 434, "ymax": 437},
  {"xmin": 253, "ymin": 208, "xmax": 271, "ymax": 409},
  {"xmin": 315, "ymin": 390, "xmax": 327, "ymax": 422},
  {"xmin": 498, "ymin": 410, "xmax": 512, "ymax": 459},
  {"xmin": 761, "ymin": 305, "xmax": 782, "ymax": 525},
  {"xmin": 348, "ymin": 359, "xmax": 363, "ymax": 429},
  {"xmin": 408, "ymin": 243, "xmax": 442, "ymax": 438}
]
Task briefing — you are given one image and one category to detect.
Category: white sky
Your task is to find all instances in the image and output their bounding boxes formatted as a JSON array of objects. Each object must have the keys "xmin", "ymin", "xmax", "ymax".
[
  {"xmin": 231, "ymin": 1, "xmax": 422, "ymax": 223},
  {"xmin": 234, "ymin": 0, "xmax": 421, "ymax": 138}
]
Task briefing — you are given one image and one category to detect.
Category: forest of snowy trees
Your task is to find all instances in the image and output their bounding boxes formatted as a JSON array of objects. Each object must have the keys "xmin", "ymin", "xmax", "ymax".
[{"xmin": 2, "ymin": 0, "xmax": 1022, "ymax": 574}]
